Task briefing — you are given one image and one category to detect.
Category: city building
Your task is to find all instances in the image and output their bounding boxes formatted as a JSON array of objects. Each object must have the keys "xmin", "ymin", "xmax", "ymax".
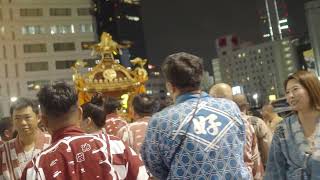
[
  {"xmin": 0, "ymin": 0, "xmax": 97, "ymax": 116},
  {"xmin": 305, "ymin": 0, "xmax": 320, "ymax": 76},
  {"xmin": 145, "ymin": 65, "xmax": 165, "ymax": 95},
  {"xmin": 211, "ymin": 58, "xmax": 222, "ymax": 84},
  {"xmin": 256, "ymin": 0, "xmax": 291, "ymax": 41},
  {"xmin": 91, "ymin": 0, "xmax": 146, "ymax": 61},
  {"xmin": 215, "ymin": 35, "xmax": 299, "ymax": 106}
]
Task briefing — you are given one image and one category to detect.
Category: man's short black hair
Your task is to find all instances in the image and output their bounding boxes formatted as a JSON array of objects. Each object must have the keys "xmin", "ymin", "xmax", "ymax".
[
  {"xmin": 132, "ymin": 94, "xmax": 158, "ymax": 116},
  {"xmin": 103, "ymin": 96, "xmax": 121, "ymax": 114},
  {"xmin": 90, "ymin": 93, "xmax": 104, "ymax": 107},
  {"xmin": 10, "ymin": 97, "xmax": 39, "ymax": 116},
  {"xmin": 37, "ymin": 82, "xmax": 78, "ymax": 118},
  {"xmin": 81, "ymin": 103, "xmax": 106, "ymax": 128},
  {"xmin": 161, "ymin": 52, "xmax": 203, "ymax": 90},
  {"xmin": 0, "ymin": 117, "xmax": 13, "ymax": 137}
]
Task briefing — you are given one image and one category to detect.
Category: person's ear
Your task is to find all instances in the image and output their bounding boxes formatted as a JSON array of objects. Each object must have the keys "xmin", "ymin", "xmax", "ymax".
[
  {"xmin": 166, "ymin": 82, "xmax": 176, "ymax": 95},
  {"xmin": 38, "ymin": 114, "xmax": 49, "ymax": 132},
  {"xmin": 78, "ymin": 106, "xmax": 83, "ymax": 121},
  {"xmin": 3, "ymin": 129, "xmax": 10, "ymax": 139},
  {"xmin": 36, "ymin": 113, "xmax": 41, "ymax": 123},
  {"xmin": 86, "ymin": 117, "xmax": 93, "ymax": 126}
]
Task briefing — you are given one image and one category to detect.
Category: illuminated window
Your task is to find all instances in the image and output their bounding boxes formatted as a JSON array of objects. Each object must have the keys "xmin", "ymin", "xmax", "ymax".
[
  {"xmin": 25, "ymin": 62, "xmax": 48, "ymax": 72},
  {"xmin": 50, "ymin": 24, "xmax": 75, "ymax": 34},
  {"xmin": 125, "ymin": 15, "xmax": 140, "ymax": 21},
  {"xmin": 50, "ymin": 8, "xmax": 71, "ymax": 16},
  {"xmin": 263, "ymin": 34, "xmax": 270, "ymax": 38},
  {"xmin": 23, "ymin": 43, "xmax": 47, "ymax": 53},
  {"xmin": 279, "ymin": 19, "xmax": 288, "ymax": 24},
  {"xmin": 20, "ymin": 8, "xmax": 43, "ymax": 16},
  {"xmin": 279, "ymin": 25, "xmax": 289, "ymax": 30},
  {"xmin": 0, "ymin": 26, "xmax": 4, "ymax": 34},
  {"xmin": 286, "ymin": 60, "xmax": 292, "ymax": 65},
  {"xmin": 27, "ymin": 80, "xmax": 49, "ymax": 91},
  {"xmin": 284, "ymin": 47, "xmax": 290, "ymax": 52},
  {"xmin": 285, "ymin": 53, "xmax": 292, "ymax": 58},
  {"xmin": 79, "ymin": 24, "xmax": 93, "ymax": 33},
  {"xmin": 22, "ymin": 25, "xmax": 45, "ymax": 35}
]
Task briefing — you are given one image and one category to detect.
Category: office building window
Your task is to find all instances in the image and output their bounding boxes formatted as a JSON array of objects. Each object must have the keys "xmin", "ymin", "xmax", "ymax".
[
  {"xmin": 81, "ymin": 41, "xmax": 96, "ymax": 50},
  {"xmin": 50, "ymin": 24, "xmax": 75, "ymax": 34},
  {"xmin": 50, "ymin": 8, "xmax": 71, "ymax": 16},
  {"xmin": 79, "ymin": 24, "xmax": 93, "ymax": 33},
  {"xmin": 27, "ymin": 80, "xmax": 49, "ymax": 91},
  {"xmin": 25, "ymin": 62, "xmax": 48, "ymax": 72},
  {"xmin": 125, "ymin": 15, "xmax": 140, "ymax": 22},
  {"xmin": 23, "ymin": 43, "xmax": 47, "ymax": 53},
  {"xmin": 22, "ymin": 25, "xmax": 45, "ymax": 35},
  {"xmin": 56, "ymin": 60, "xmax": 76, "ymax": 69},
  {"xmin": 84, "ymin": 59, "xmax": 98, "ymax": 67},
  {"xmin": 20, "ymin": 8, "xmax": 43, "ymax": 16},
  {"xmin": 77, "ymin": 8, "xmax": 90, "ymax": 16},
  {"xmin": 53, "ymin": 42, "xmax": 75, "ymax": 51},
  {"xmin": 0, "ymin": 25, "xmax": 4, "ymax": 35}
]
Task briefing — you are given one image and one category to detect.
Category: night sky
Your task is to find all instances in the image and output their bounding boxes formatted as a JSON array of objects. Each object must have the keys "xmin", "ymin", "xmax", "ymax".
[
  {"xmin": 140, "ymin": 0, "xmax": 261, "ymax": 71},
  {"xmin": 140, "ymin": 0, "xmax": 309, "ymax": 72}
]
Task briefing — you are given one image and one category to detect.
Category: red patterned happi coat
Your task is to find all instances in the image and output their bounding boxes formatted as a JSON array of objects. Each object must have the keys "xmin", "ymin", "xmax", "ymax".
[
  {"xmin": 0, "ymin": 131, "xmax": 51, "ymax": 180},
  {"xmin": 117, "ymin": 117, "xmax": 150, "ymax": 154},
  {"xmin": 21, "ymin": 126, "xmax": 149, "ymax": 180},
  {"xmin": 104, "ymin": 113, "xmax": 128, "ymax": 136}
]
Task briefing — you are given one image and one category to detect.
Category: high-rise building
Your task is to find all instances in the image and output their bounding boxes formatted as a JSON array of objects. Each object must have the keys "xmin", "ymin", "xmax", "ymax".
[
  {"xmin": 257, "ymin": 0, "xmax": 291, "ymax": 41},
  {"xmin": 0, "ymin": 0, "xmax": 97, "ymax": 116},
  {"xmin": 91, "ymin": 0, "xmax": 146, "ymax": 60},
  {"xmin": 211, "ymin": 58, "xmax": 222, "ymax": 84},
  {"xmin": 215, "ymin": 35, "xmax": 299, "ymax": 105},
  {"xmin": 305, "ymin": 0, "xmax": 320, "ymax": 76}
]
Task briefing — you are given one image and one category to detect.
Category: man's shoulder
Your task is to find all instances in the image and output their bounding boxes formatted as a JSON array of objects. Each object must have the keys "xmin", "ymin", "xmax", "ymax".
[
  {"xmin": 247, "ymin": 115, "xmax": 264, "ymax": 125},
  {"xmin": 36, "ymin": 134, "xmax": 125, "ymax": 158},
  {"xmin": 204, "ymin": 97, "xmax": 240, "ymax": 113}
]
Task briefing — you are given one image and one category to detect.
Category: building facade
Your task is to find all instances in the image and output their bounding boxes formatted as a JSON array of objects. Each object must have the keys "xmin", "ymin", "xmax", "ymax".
[
  {"xmin": 215, "ymin": 35, "xmax": 298, "ymax": 106},
  {"xmin": 91, "ymin": 0, "xmax": 146, "ymax": 60},
  {"xmin": 0, "ymin": 0, "xmax": 97, "ymax": 116},
  {"xmin": 256, "ymin": 0, "xmax": 292, "ymax": 41},
  {"xmin": 305, "ymin": 0, "xmax": 320, "ymax": 76}
]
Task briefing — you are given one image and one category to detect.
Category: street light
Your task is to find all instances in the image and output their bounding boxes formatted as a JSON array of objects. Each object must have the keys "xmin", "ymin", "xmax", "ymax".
[
  {"xmin": 252, "ymin": 93, "xmax": 258, "ymax": 100},
  {"xmin": 252, "ymin": 93, "xmax": 258, "ymax": 107}
]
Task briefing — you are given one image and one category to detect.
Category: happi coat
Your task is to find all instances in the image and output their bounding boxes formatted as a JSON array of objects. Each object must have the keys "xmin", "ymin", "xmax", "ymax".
[
  {"xmin": 117, "ymin": 116, "xmax": 150, "ymax": 154},
  {"xmin": 21, "ymin": 126, "xmax": 148, "ymax": 180},
  {"xmin": 0, "ymin": 131, "xmax": 51, "ymax": 179},
  {"xmin": 104, "ymin": 113, "xmax": 128, "ymax": 136},
  {"xmin": 141, "ymin": 92, "xmax": 250, "ymax": 179},
  {"xmin": 242, "ymin": 114, "xmax": 264, "ymax": 180}
]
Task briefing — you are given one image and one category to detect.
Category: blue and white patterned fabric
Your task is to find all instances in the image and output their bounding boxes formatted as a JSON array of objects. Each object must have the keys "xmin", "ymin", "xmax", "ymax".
[
  {"xmin": 140, "ymin": 92, "xmax": 250, "ymax": 179},
  {"xmin": 265, "ymin": 114, "xmax": 320, "ymax": 180}
]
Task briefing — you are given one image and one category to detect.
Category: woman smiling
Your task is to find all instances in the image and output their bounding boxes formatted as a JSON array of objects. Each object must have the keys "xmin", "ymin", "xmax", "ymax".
[{"xmin": 265, "ymin": 71, "xmax": 320, "ymax": 179}]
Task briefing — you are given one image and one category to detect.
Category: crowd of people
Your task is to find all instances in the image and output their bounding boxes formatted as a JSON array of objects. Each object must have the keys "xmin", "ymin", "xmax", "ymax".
[{"xmin": 0, "ymin": 52, "xmax": 319, "ymax": 179}]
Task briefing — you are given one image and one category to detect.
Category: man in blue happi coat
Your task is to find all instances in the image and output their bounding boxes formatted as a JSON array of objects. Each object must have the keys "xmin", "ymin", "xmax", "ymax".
[{"xmin": 140, "ymin": 52, "xmax": 250, "ymax": 179}]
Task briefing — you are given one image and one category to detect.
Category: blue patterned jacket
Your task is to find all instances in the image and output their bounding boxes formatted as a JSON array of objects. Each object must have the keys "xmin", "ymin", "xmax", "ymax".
[
  {"xmin": 140, "ymin": 92, "xmax": 250, "ymax": 179},
  {"xmin": 265, "ymin": 114, "xmax": 320, "ymax": 180}
]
